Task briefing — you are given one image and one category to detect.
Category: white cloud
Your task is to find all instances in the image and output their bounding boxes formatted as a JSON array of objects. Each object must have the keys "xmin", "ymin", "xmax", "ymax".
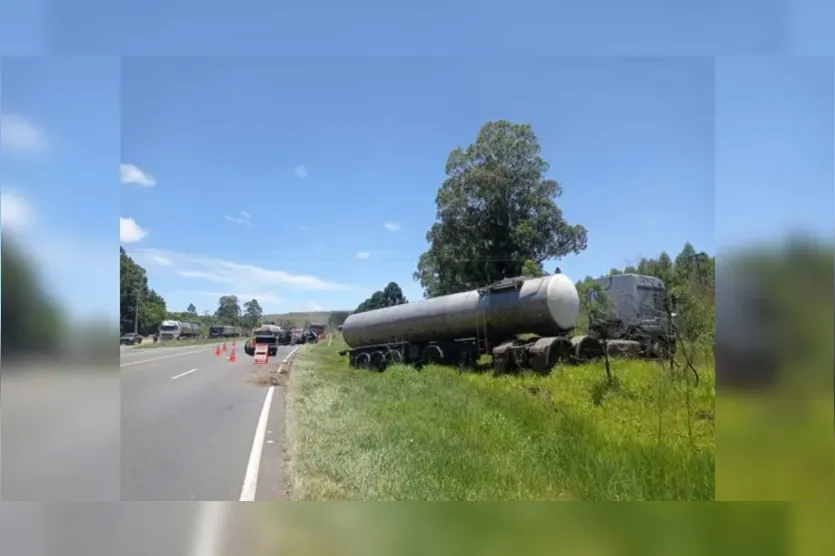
[
  {"xmin": 307, "ymin": 302, "xmax": 325, "ymax": 311},
  {"xmin": 151, "ymin": 255, "xmax": 173, "ymax": 266},
  {"xmin": 383, "ymin": 221, "xmax": 401, "ymax": 232},
  {"xmin": 1, "ymin": 188, "xmax": 35, "ymax": 232},
  {"xmin": 131, "ymin": 248, "xmax": 351, "ymax": 292},
  {"xmin": 120, "ymin": 163, "xmax": 156, "ymax": 187},
  {"xmin": 294, "ymin": 164, "xmax": 309, "ymax": 179},
  {"xmin": 0, "ymin": 114, "xmax": 45, "ymax": 152},
  {"xmin": 120, "ymin": 217, "xmax": 148, "ymax": 243},
  {"xmin": 356, "ymin": 251, "xmax": 372, "ymax": 260},
  {"xmin": 223, "ymin": 211, "xmax": 253, "ymax": 227}
]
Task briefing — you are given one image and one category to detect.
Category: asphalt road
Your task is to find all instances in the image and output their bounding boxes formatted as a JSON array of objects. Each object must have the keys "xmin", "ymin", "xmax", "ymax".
[
  {"xmin": 1, "ymin": 341, "xmax": 297, "ymax": 554},
  {"xmin": 121, "ymin": 341, "xmax": 298, "ymax": 501},
  {"xmin": 0, "ymin": 503, "xmax": 275, "ymax": 556}
]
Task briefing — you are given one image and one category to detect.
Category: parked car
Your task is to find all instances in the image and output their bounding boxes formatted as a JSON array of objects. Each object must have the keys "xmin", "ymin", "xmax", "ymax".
[{"xmin": 120, "ymin": 332, "xmax": 143, "ymax": 345}]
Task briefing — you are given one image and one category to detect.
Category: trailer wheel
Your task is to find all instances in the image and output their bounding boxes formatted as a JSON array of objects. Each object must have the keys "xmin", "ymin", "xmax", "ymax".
[
  {"xmin": 355, "ymin": 352, "xmax": 370, "ymax": 369},
  {"xmin": 384, "ymin": 350, "xmax": 402, "ymax": 365},
  {"xmin": 370, "ymin": 351, "xmax": 386, "ymax": 371}
]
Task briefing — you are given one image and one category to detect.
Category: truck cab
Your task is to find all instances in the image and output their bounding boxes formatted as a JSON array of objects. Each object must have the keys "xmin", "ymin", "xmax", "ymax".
[
  {"xmin": 588, "ymin": 273, "xmax": 677, "ymax": 354},
  {"xmin": 158, "ymin": 320, "xmax": 181, "ymax": 341}
]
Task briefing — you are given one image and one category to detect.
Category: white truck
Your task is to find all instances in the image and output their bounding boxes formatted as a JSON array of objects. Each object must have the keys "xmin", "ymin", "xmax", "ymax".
[{"xmin": 158, "ymin": 320, "xmax": 202, "ymax": 340}]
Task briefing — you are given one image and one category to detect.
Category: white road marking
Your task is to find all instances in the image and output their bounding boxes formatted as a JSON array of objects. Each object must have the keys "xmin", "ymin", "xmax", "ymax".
[
  {"xmin": 120, "ymin": 348, "xmax": 213, "ymax": 368},
  {"xmin": 171, "ymin": 368, "xmax": 198, "ymax": 380},
  {"xmin": 239, "ymin": 386, "xmax": 274, "ymax": 501},
  {"xmin": 190, "ymin": 501, "xmax": 229, "ymax": 556},
  {"xmin": 239, "ymin": 344, "xmax": 303, "ymax": 501}
]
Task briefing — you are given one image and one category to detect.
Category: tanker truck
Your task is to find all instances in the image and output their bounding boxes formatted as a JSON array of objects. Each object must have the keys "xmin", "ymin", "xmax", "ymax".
[{"xmin": 338, "ymin": 272, "xmax": 677, "ymax": 373}]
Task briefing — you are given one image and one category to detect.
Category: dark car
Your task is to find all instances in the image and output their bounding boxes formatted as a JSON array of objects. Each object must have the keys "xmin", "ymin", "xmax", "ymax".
[{"xmin": 120, "ymin": 332, "xmax": 142, "ymax": 345}]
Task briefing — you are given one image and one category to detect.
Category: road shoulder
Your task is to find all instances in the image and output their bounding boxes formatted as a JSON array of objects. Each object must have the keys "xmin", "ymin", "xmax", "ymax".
[{"xmin": 241, "ymin": 344, "xmax": 304, "ymax": 500}]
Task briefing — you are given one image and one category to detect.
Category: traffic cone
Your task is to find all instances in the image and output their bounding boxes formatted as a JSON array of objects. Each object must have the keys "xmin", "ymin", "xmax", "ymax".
[
  {"xmin": 215, "ymin": 345, "xmax": 221, "ymax": 356},
  {"xmin": 227, "ymin": 349, "xmax": 237, "ymax": 363},
  {"xmin": 223, "ymin": 342, "xmax": 227, "ymax": 352}
]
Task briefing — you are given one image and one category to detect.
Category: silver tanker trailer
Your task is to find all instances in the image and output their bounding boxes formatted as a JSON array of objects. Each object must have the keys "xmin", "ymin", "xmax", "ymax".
[{"xmin": 339, "ymin": 272, "xmax": 678, "ymax": 373}]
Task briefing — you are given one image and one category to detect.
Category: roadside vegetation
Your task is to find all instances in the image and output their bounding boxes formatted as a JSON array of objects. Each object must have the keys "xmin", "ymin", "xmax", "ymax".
[
  {"xmin": 287, "ymin": 335, "xmax": 714, "ymax": 501},
  {"xmin": 285, "ymin": 119, "xmax": 716, "ymax": 501},
  {"xmin": 120, "ymin": 247, "xmax": 267, "ymax": 339}
]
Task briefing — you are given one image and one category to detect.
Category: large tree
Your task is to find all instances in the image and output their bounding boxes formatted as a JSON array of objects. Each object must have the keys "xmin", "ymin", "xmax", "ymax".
[
  {"xmin": 242, "ymin": 298, "xmax": 263, "ymax": 330},
  {"xmin": 214, "ymin": 294, "xmax": 242, "ymax": 324},
  {"xmin": 120, "ymin": 247, "xmax": 168, "ymax": 335},
  {"xmin": 354, "ymin": 281, "xmax": 408, "ymax": 314},
  {"xmin": 414, "ymin": 120, "xmax": 588, "ymax": 297}
]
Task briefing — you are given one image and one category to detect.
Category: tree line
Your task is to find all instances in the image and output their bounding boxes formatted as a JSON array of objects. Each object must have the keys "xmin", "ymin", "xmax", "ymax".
[
  {"xmin": 120, "ymin": 247, "xmax": 265, "ymax": 336},
  {"xmin": 575, "ymin": 242, "xmax": 715, "ymax": 345}
]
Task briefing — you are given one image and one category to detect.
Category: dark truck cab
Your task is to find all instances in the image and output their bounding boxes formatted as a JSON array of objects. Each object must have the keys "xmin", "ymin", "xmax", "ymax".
[{"xmin": 244, "ymin": 325, "xmax": 285, "ymax": 357}]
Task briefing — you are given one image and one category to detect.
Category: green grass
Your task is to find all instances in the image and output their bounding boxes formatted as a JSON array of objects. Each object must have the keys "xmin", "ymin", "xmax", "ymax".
[
  {"xmin": 286, "ymin": 336, "xmax": 715, "ymax": 501},
  {"xmin": 133, "ymin": 337, "xmax": 238, "ymax": 349}
]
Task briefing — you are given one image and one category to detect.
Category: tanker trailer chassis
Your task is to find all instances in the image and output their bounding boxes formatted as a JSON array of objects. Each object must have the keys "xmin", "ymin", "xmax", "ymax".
[
  {"xmin": 338, "ymin": 273, "xmax": 677, "ymax": 374},
  {"xmin": 342, "ymin": 337, "xmax": 485, "ymax": 371},
  {"xmin": 340, "ymin": 333, "xmax": 575, "ymax": 374},
  {"xmin": 341, "ymin": 330, "xmax": 668, "ymax": 373}
]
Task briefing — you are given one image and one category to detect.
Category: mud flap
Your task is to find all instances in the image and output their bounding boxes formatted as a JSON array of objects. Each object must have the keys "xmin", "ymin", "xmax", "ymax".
[{"xmin": 491, "ymin": 340, "xmax": 516, "ymax": 373}]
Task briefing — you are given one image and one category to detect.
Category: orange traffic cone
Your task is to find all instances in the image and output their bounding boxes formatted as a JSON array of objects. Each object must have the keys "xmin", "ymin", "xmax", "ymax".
[
  {"xmin": 215, "ymin": 345, "xmax": 221, "ymax": 356},
  {"xmin": 222, "ymin": 342, "xmax": 227, "ymax": 351},
  {"xmin": 227, "ymin": 349, "xmax": 237, "ymax": 363}
]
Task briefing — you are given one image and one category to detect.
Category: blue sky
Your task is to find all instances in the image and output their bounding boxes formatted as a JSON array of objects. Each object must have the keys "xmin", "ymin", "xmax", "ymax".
[
  {"xmin": 1, "ymin": 7, "xmax": 833, "ymax": 318},
  {"xmin": 23, "ymin": 0, "xmax": 834, "ymax": 56},
  {"xmin": 119, "ymin": 57, "xmax": 720, "ymax": 315},
  {"xmin": 1, "ymin": 58, "xmax": 120, "ymax": 320}
]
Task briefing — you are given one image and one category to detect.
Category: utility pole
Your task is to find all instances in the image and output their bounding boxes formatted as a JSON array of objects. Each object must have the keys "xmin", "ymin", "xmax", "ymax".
[{"xmin": 134, "ymin": 283, "xmax": 144, "ymax": 335}]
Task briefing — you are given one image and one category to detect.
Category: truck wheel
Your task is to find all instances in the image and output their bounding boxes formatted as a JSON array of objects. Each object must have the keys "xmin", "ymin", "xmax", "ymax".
[
  {"xmin": 370, "ymin": 351, "xmax": 386, "ymax": 371},
  {"xmin": 384, "ymin": 350, "xmax": 402, "ymax": 365},
  {"xmin": 355, "ymin": 352, "xmax": 370, "ymax": 369}
]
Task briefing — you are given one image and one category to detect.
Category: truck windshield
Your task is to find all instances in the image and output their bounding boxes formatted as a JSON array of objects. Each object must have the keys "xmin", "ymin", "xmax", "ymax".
[{"xmin": 159, "ymin": 325, "xmax": 178, "ymax": 331}]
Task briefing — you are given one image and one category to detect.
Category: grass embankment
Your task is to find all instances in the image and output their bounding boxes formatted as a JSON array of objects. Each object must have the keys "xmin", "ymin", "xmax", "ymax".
[
  {"xmin": 134, "ymin": 337, "xmax": 239, "ymax": 349},
  {"xmin": 286, "ymin": 336, "xmax": 715, "ymax": 501}
]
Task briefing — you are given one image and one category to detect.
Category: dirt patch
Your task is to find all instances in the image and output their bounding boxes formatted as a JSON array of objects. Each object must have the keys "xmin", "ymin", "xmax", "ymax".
[{"xmin": 248, "ymin": 357, "xmax": 296, "ymax": 387}]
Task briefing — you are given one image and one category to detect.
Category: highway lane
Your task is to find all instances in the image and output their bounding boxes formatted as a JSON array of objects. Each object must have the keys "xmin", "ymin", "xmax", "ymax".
[
  {"xmin": 121, "ymin": 341, "xmax": 296, "ymax": 501},
  {"xmin": 0, "ymin": 503, "xmax": 273, "ymax": 556},
  {"xmin": 119, "ymin": 341, "xmax": 219, "ymax": 364}
]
